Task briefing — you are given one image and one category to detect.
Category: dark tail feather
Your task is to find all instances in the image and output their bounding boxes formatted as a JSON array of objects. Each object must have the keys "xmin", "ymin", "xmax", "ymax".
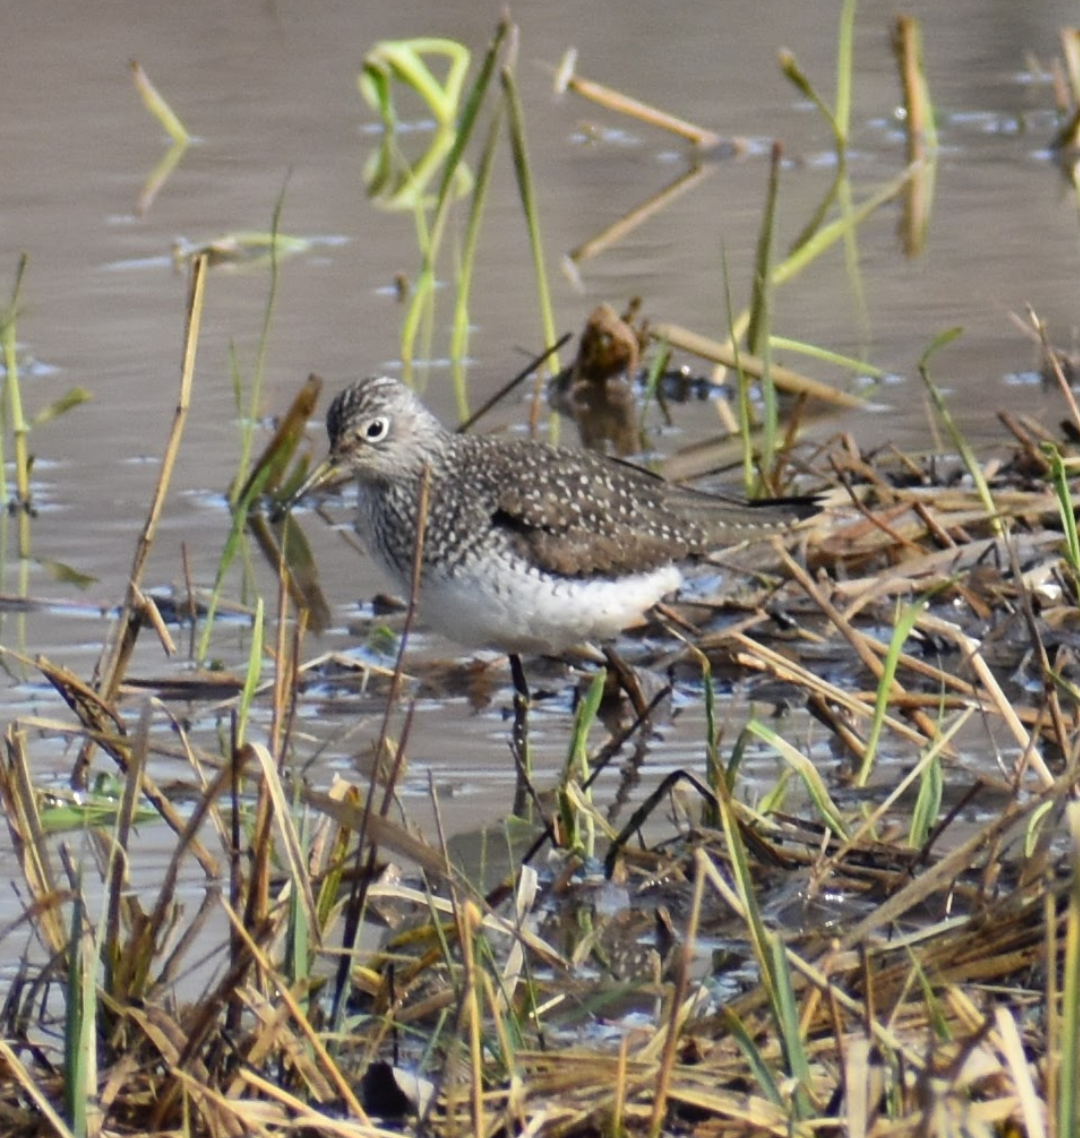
[{"xmin": 748, "ymin": 493, "xmax": 822, "ymax": 520}]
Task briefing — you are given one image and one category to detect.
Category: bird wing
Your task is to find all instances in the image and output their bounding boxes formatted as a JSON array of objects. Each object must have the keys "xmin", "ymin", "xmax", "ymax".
[
  {"xmin": 473, "ymin": 439, "xmax": 811, "ymax": 579},
  {"xmin": 483, "ymin": 441, "xmax": 702, "ymax": 578}
]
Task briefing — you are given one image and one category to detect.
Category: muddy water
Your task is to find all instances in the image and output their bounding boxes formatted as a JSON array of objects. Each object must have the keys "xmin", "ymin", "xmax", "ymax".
[{"xmin": 0, "ymin": 0, "xmax": 1077, "ymax": 876}]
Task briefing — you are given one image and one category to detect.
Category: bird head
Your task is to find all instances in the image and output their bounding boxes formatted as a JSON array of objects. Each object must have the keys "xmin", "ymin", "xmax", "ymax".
[{"xmin": 289, "ymin": 376, "xmax": 445, "ymax": 504}]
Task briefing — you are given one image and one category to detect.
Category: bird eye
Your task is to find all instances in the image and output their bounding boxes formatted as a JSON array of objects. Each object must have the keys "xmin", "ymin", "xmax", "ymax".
[{"xmin": 362, "ymin": 416, "xmax": 390, "ymax": 442}]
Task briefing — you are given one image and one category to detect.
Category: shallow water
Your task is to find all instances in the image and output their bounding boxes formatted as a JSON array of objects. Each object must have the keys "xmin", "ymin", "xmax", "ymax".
[{"xmin": 1, "ymin": 0, "xmax": 1078, "ymax": 877}]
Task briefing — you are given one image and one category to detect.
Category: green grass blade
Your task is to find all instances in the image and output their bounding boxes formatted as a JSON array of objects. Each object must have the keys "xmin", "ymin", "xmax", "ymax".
[
  {"xmin": 778, "ymin": 50, "xmax": 840, "ymax": 144},
  {"xmin": 29, "ymin": 387, "xmax": 92, "ymax": 428},
  {"xmin": 695, "ymin": 650, "xmax": 723, "ymax": 827},
  {"xmin": 64, "ymin": 887, "xmax": 96, "ymax": 1137},
  {"xmin": 769, "ymin": 335, "xmax": 884, "ymax": 379},
  {"xmin": 360, "ymin": 39, "xmax": 472, "ymax": 128},
  {"xmin": 918, "ymin": 329, "xmax": 1001, "ymax": 534},
  {"xmin": 773, "ymin": 168, "xmax": 912, "ymax": 288},
  {"xmin": 0, "ymin": 256, "xmax": 28, "ymax": 507},
  {"xmin": 766, "ymin": 932, "xmax": 814, "ymax": 1118},
  {"xmin": 747, "ymin": 143, "xmax": 780, "ymax": 359},
  {"xmin": 909, "ymin": 752, "xmax": 943, "ymax": 850},
  {"xmin": 744, "ymin": 720, "xmax": 849, "ymax": 838},
  {"xmin": 1060, "ymin": 802, "xmax": 1080, "ymax": 1138},
  {"xmin": 230, "ymin": 190, "xmax": 287, "ymax": 507},
  {"xmin": 434, "ymin": 27, "xmax": 504, "ymax": 208},
  {"xmin": 196, "ymin": 456, "xmax": 272, "ymax": 663},
  {"xmin": 131, "ymin": 59, "xmax": 191, "ymax": 145},
  {"xmin": 396, "ymin": 26, "xmax": 506, "ymax": 371},
  {"xmin": 717, "ymin": 1007, "xmax": 784, "ymax": 1107},
  {"xmin": 707, "ymin": 745, "xmax": 814, "ymax": 1116},
  {"xmin": 565, "ymin": 668, "xmax": 606, "ymax": 780},
  {"xmin": 1042, "ymin": 442, "xmax": 1080, "ymax": 575},
  {"xmin": 858, "ymin": 596, "xmax": 928, "ymax": 786},
  {"xmin": 234, "ymin": 597, "xmax": 264, "ymax": 749},
  {"xmin": 726, "ymin": 166, "xmax": 914, "ymax": 349},
  {"xmin": 502, "ymin": 53, "xmax": 560, "ymax": 380},
  {"xmin": 450, "ymin": 95, "xmax": 506, "ymax": 417},
  {"xmin": 747, "ymin": 143, "xmax": 782, "ymax": 472},
  {"xmin": 558, "ymin": 668, "xmax": 606, "ymax": 857},
  {"xmin": 1, "ymin": 255, "xmax": 31, "ymax": 552},
  {"xmin": 197, "ymin": 194, "xmax": 288, "ymax": 659},
  {"xmin": 834, "ymin": 0, "xmax": 858, "ymax": 145},
  {"xmin": 718, "ymin": 249, "xmax": 757, "ymax": 496}
]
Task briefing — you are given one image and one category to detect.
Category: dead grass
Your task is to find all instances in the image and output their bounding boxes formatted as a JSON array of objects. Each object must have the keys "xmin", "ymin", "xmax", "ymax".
[{"xmin": 0, "ymin": 363, "xmax": 1078, "ymax": 1136}]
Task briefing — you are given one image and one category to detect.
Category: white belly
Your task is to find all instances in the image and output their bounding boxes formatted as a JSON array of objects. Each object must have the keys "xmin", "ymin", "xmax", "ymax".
[{"xmin": 416, "ymin": 563, "xmax": 683, "ymax": 655}]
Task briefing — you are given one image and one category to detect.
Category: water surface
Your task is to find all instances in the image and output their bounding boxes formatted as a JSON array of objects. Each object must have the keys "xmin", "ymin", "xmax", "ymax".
[{"xmin": 0, "ymin": 0, "xmax": 1076, "ymax": 857}]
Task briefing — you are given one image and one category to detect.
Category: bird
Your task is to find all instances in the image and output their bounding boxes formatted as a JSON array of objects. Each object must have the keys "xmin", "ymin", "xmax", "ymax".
[{"xmin": 288, "ymin": 375, "xmax": 814, "ymax": 659}]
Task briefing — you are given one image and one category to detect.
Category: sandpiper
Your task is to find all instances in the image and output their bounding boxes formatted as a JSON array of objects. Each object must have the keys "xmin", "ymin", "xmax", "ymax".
[{"xmin": 289, "ymin": 376, "xmax": 812, "ymax": 656}]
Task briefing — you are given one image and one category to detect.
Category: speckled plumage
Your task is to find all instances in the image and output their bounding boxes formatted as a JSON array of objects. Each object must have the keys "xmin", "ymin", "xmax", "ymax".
[{"xmin": 303, "ymin": 376, "xmax": 807, "ymax": 654}]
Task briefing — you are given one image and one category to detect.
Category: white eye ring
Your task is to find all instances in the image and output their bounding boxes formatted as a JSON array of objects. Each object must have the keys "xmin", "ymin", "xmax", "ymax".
[{"xmin": 361, "ymin": 415, "xmax": 390, "ymax": 442}]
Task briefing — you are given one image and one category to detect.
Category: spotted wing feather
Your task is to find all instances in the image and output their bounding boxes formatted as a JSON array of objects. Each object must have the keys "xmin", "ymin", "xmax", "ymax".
[{"xmin": 472, "ymin": 438, "xmax": 773, "ymax": 578}]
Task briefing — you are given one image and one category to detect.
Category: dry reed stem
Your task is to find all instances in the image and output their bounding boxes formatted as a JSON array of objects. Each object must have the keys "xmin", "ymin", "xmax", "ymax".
[
  {"xmin": 220, "ymin": 900, "xmax": 372, "ymax": 1125},
  {"xmin": 826, "ymin": 533, "xmax": 1060, "ymax": 609},
  {"xmin": 233, "ymin": 1067, "xmax": 406, "ymax": 1136},
  {"xmin": 916, "ymin": 611, "xmax": 1054, "ymax": 789},
  {"xmin": 651, "ymin": 320, "xmax": 864, "ymax": 407},
  {"xmin": 779, "ymin": 545, "xmax": 947, "ymax": 746},
  {"xmin": 324, "ymin": 464, "xmax": 431, "ymax": 1030},
  {"xmin": 648, "ymin": 846, "xmax": 707, "ymax": 1136},
  {"xmin": 373, "ymin": 462, "xmax": 430, "ymax": 772},
  {"xmin": 72, "ymin": 253, "xmax": 206, "ymax": 792},
  {"xmin": 726, "ymin": 630, "xmax": 933, "ymax": 749},
  {"xmin": 445, "ymin": 897, "xmax": 486, "ymax": 1138},
  {"xmin": 495, "ymin": 864, "xmax": 538, "ymax": 1011},
  {"xmin": 94, "ymin": 253, "xmax": 205, "ymax": 703},
  {"xmin": 5, "ymin": 653, "xmax": 220, "ymax": 877},
  {"xmin": 837, "ymin": 770, "xmax": 1078, "ymax": 950},
  {"xmin": 698, "ymin": 856, "xmax": 929, "ymax": 1073},
  {"xmin": 299, "ymin": 787, "xmax": 448, "ymax": 878},
  {"xmin": 0, "ymin": 725, "xmax": 66, "ymax": 951},
  {"xmin": 809, "ymin": 707, "xmax": 973, "ymax": 887},
  {"xmin": 244, "ymin": 741, "xmax": 320, "ymax": 939},
  {"xmin": 0, "ymin": 1037, "xmax": 76, "ymax": 1138},
  {"xmin": 555, "ymin": 52, "xmax": 725, "ymax": 149},
  {"xmin": 994, "ymin": 1006, "xmax": 1048, "ymax": 1138},
  {"xmin": 1032, "ymin": 306, "xmax": 1080, "ymax": 436},
  {"xmin": 567, "ymin": 163, "xmax": 714, "ymax": 267},
  {"xmin": 269, "ymin": 548, "xmax": 299, "ymax": 758}
]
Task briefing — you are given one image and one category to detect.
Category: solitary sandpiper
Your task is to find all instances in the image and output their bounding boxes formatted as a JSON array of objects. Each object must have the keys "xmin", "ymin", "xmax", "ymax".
[{"xmin": 290, "ymin": 376, "xmax": 814, "ymax": 657}]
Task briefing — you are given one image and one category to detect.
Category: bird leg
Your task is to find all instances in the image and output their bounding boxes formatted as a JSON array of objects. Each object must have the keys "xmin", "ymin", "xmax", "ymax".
[{"xmin": 509, "ymin": 653, "xmax": 533, "ymax": 818}]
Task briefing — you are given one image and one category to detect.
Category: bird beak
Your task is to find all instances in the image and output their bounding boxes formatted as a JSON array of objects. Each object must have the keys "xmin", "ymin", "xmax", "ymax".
[{"xmin": 276, "ymin": 452, "xmax": 350, "ymax": 518}]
